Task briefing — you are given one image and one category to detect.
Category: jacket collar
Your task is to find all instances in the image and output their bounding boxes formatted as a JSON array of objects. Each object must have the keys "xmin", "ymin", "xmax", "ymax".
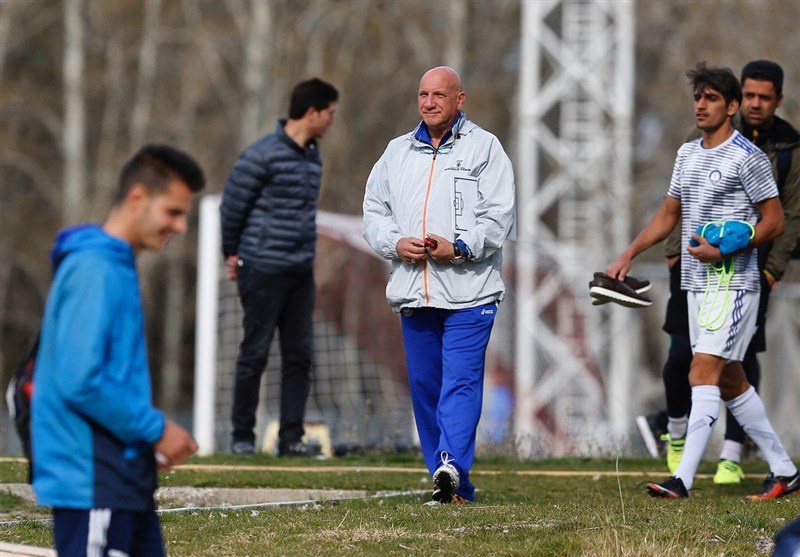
[
  {"xmin": 275, "ymin": 119, "xmax": 318, "ymax": 152},
  {"xmin": 411, "ymin": 111, "xmax": 466, "ymax": 152},
  {"xmin": 735, "ymin": 114, "xmax": 800, "ymax": 150}
]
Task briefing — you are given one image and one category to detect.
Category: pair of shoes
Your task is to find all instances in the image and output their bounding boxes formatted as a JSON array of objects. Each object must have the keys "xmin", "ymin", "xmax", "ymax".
[
  {"xmin": 746, "ymin": 471, "xmax": 800, "ymax": 501},
  {"xmin": 589, "ymin": 272, "xmax": 652, "ymax": 308},
  {"xmin": 714, "ymin": 459, "xmax": 745, "ymax": 485},
  {"xmin": 431, "ymin": 451, "xmax": 460, "ymax": 504},
  {"xmin": 278, "ymin": 441, "xmax": 324, "ymax": 458},
  {"xmin": 231, "ymin": 441, "xmax": 255, "ymax": 455},
  {"xmin": 660, "ymin": 433, "xmax": 685, "ymax": 474},
  {"xmin": 635, "ymin": 411, "xmax": 668, "ymax": 458},
  {"xmin": 646, "ymin": 476, "xmax": 689, "ymax": 498}
]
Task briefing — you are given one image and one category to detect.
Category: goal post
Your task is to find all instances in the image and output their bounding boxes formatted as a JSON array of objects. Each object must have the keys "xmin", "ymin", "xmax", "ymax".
[{"xmin": 193, "ymin": 195, "xmax": 222, "ymax": 455}]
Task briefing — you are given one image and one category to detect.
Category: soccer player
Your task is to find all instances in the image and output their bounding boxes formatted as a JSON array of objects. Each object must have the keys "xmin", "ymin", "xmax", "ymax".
[
  {"xmin": 606, "ymin": 62, "xmax": 798, "ymax": 499},
  {"xmin": 31, "ymin": 145, "xmax": 204, "ymax": 555},
  {"xmin": 363, "ymin": 66, "xmax": 515, "ymax": 503},
  {"xmin": 637, "ymin": 60, "xmax": 800, "ymax": 485}
]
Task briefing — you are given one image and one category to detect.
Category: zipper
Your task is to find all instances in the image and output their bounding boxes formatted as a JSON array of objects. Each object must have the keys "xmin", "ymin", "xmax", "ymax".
[{"xmin": 421, "ymin": 152, "xmax": 437, "ymax": 306}]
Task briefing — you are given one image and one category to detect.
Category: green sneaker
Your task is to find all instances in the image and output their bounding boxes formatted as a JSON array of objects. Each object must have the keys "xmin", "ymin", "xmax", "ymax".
[
  {"xmin": 660, "ymin": 433, "xmax": 685, "ymax": 474},
  {"xmin": 713, "ymin": 459, "xmax": 745, "ymax": 485}
]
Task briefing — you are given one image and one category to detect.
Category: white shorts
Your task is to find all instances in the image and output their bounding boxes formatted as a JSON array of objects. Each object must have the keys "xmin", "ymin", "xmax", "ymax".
[{"xmin": 687, "ymin": 289, "xmax": 758, "ymax": 362}]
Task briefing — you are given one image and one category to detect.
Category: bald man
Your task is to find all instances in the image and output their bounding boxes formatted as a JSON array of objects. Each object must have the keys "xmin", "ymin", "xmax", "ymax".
[{"xmin": 363, "ymin": 67, "xmax": 516, "ymax": 504}]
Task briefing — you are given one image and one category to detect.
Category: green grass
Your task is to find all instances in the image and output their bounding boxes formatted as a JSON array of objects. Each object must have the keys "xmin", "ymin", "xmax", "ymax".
[{"xmin": 2, "ymin": 456, "xmax": 798, "ymax": 556}]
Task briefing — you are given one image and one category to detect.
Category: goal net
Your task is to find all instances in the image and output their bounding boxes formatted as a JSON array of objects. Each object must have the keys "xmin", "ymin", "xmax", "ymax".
[{"xmin": 193, "ymin": 195, "xmax": 418, "ymax": 455}]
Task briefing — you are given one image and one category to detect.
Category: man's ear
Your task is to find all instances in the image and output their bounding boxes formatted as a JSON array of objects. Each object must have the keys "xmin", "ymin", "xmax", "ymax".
[
  {"xmin": 126, "ymin": 183, "xmax": 150, "ymax": 210},
  {"xmin": 727, "ymin": 99, "xmax": 740, "ymax": 118}
]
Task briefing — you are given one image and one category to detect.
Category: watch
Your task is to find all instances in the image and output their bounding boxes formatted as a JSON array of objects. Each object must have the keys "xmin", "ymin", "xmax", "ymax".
[{"xmin": 450, "ymin": 242, "xmax": 465, "ymax": 265}]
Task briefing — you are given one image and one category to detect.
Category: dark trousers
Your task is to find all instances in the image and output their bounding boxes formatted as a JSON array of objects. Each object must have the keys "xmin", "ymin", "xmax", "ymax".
[
  {"xmin": 231, "ymin": 265, "xmax": 314, "ymax": 447},
  {"xmin": 53, "ymin": 507, "xmax": 163, "ymax": 557},
  {"xmin": 662, "ymin": 260, "xmax": 769, "ymax": 444}
]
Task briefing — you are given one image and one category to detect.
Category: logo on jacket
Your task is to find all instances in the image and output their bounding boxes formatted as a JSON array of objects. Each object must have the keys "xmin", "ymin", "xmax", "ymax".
[
  {"xmin": 708, "ymin": 169, "xmax": 722, "ymax": 185},
  {"xmin": 445, "ymin": 160, "xmax": 472, "ymax": 172}
]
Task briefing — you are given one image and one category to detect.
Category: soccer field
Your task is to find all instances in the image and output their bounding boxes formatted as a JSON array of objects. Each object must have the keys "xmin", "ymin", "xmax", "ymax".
[{"xmin": 2, "ymin": 455, "xmax": 798, "ymax": 556}]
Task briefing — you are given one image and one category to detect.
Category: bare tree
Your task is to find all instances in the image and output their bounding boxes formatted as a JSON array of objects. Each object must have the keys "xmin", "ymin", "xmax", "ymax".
[
  {"xmin": 239, "ymin": 1, "xmax": 273, "ymax": 147},
  {"xmin": 63, "ymin": 0, "xmax": 86, "ymax": 224},
  {"xmin": 129, "ymin": 0, "xmax": 161, "ymax": 150},
  {"xmin": 444, "ymin": 0, "xmax": 468, "ymax": 74}
]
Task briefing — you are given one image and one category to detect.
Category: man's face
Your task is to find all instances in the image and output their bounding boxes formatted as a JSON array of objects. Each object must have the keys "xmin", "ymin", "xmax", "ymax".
[
  {"xmin": 741, "ymin": 78, "xmax": 782, "ymax": 128},
  {"xmin": 132, "ymin": 179, "xmax": 192, "ymax": 253},
  {"xmin": 309, "ymin": 102, "xmax": 337, "ymax": 139},
  {"xmin": 418, "ymin": 71, "xmax": 465, "ymax": 133},
  {"xmin": 694, "ymin": 86, "xmax": 738, "ymax": 133}
]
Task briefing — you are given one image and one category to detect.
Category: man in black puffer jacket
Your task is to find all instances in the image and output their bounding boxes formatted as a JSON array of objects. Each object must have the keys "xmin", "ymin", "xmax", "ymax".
[{"xmin": 221, "ymin": 78, "xmax": 338, "ymax": 457}]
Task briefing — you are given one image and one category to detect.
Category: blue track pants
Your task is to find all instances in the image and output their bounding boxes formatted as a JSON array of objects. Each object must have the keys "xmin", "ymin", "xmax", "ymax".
[{"xmin": 400, "ymin": 302, "xmax": 497, "ymax": 501}]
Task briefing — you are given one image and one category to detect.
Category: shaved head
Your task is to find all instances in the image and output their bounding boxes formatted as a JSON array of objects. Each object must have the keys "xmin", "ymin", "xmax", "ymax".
[
  {"xmin": 420, "ymin": 66, "xmax": 462, "ymax": 91},
  {"xmin": 418, "ymin": 66, "xmax": 466, "ymax": 143}
]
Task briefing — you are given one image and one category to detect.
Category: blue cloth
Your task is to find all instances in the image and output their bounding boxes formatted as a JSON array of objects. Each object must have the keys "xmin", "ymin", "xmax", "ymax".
[
  {"xmin": 689, "ymin": 221, "xmax": 754, "ymax": 256},
  {"xmin": 773, "ymin": 515, "xmax": 800, "ymax": 557},
  {"xmin": 54, "ymin": 508, "xmax": 164, "ymax": 557},
  {"xmin": 32, "ymin": 225, "xmax": 164, "ymax": 510},
  {"xmin": 400, "ymin": 302, "xmax": 497, "ymax": 501}
]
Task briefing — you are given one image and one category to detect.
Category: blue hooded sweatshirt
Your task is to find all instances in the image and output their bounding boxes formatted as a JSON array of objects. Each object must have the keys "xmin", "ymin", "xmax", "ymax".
[{"xmin": 32, "ymin": 225, "xmax": 165, "ymax": 510}]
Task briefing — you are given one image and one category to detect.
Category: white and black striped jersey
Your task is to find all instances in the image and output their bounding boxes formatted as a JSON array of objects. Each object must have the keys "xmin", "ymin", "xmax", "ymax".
[{"xmin": 667, "ymin": 129, "xmax": 778, "ymax": 292}]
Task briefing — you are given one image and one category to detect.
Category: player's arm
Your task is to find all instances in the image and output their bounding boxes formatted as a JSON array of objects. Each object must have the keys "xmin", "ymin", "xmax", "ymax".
[
  {"xmin": 751, "ymin": 196, "xmax": 785, "ymax": 248},
  {"xmin": 607, "ymin": 195, "xmax": 681, "ymax": 280},
  {"xmin": 52, "ymin": 258, "xmax": 165, "ymax": 446}
]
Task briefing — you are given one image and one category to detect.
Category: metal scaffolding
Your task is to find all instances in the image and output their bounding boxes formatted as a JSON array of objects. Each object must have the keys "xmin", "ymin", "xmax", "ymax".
[{"xmin": 515, "ymin": 0, "xmax": 636, "ymax": 455}]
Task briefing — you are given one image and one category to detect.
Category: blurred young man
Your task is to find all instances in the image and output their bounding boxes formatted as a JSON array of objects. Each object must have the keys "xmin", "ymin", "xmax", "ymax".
[
  {"xmin": 221, "ymin": 78, "xmax": 338, "ymax": 457},
  {"xmin": 32, "ymin": 145, "xmax": 204, "ymax": 556},
  {"xmin": 637, "ymin": 60, "xmax": 800, "ymax": 485},
  {"xmin": 363, "ymin": 66, "xmax": 515, "ymax": 503},
  {"xmin": 607, "ymin": 63, "xmax": 797, "ymax": 499}
]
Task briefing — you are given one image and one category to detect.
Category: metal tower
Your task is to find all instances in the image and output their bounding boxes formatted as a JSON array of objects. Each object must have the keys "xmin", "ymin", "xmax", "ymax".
[{"xmin": 514, "ymin": 0, "xmax": 636, "ymax": 455}]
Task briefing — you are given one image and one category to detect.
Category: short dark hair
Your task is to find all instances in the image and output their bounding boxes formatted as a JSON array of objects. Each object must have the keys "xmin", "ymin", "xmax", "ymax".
[
  {"xmin": 288, "ymin": 78, "xmax": 339, "ymax": 120},
  {"xmin": 741, "ymin": 59, "xmax": 784, "ymax": 96},
  {"xmin": 687, "ymin": 61, "xmax": 742, "ymax": 106},
  {"xmin": 116, "ymin": 144, "xmax": 206, "ymax": 203}
]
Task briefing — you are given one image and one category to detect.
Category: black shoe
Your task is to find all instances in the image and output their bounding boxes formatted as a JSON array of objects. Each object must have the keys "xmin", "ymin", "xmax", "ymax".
[
  {"xmin": 232, "ymin": 441, "xmax": 255, "ymax": 455},
  {"xmin": 635, "ymin": 410, "xmax": 668, "ymax": 458},
  {"xmin": 589, "ymin": 272, "xmax": 653, "ymax": 308},
  {"xmin": 646, "ymin": 476, "xmax": 689, "ymax": 498},
  {"xmin": 278, "ymin": 441, "xmax": 323, "ymax": 458},
  {"xmin": 746, "ymin": 471, "xmax": 800, "ymax": 501}
]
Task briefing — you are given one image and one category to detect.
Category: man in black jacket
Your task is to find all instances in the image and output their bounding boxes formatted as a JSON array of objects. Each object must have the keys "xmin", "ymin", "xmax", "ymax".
[{"xmin": 220, "ymin": 78, "xmax": 338, "ymax": 456}]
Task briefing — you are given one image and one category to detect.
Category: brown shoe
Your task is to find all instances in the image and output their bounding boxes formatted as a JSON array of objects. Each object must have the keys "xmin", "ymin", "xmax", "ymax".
[
  {"xmin": 591, "ymin": 273, "xmax": 651, "ymax": 306},
  {"xmin": 589, "ymin": 272, "xmax": 652, "ymax": 308}
]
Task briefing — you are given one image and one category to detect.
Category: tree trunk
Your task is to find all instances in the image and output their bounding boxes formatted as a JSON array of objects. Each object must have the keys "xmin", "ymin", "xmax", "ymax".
[
  {"xmin": 239, "ymin": 1, "xmax": 272, "ymax": 147},
  {"xmin": 129, "ymin": 0, "xmax": 161, "ymax": 150},
  {"xmin": 63, "ymin": 0, "xmax": 86, "ymax": 225},
  {"xmin": 444, "ymin": 1, "xmax": 467, "ymax": 74}
]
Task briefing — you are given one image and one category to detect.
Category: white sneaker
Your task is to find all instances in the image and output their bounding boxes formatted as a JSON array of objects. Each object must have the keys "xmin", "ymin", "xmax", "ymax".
[{"xmin": 431, "ymin": 451, "xmax": 459, "ymax": 503}]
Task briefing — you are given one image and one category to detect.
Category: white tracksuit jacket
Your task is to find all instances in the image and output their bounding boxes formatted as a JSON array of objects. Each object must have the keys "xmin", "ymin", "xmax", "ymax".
[{"xmin": 362, "ymin": 114, "xmax": 516, "ymax": 312}]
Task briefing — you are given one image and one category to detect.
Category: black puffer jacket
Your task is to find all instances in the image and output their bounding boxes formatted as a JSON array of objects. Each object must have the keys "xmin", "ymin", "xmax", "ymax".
[{"xmin": 221, "ymin": 120, "xmax": 322, "ymax": 273}]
